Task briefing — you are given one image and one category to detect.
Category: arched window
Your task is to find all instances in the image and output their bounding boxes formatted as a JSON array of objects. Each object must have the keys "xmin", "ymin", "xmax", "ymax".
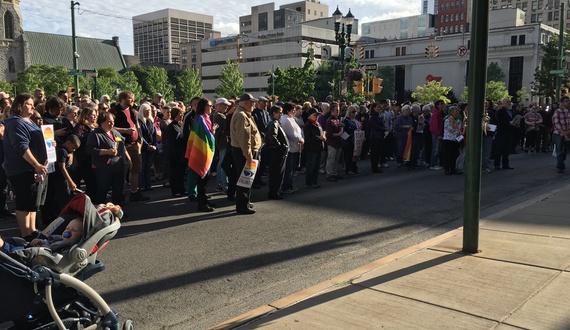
[
  {"xmin": 8, "ymin": 57, "xmax": 15, "ymax": 73},
  {"xmin": 4, "ymin": 11, "xmax": 14, "ymax": 39},
  {"xmin": 461, "ymin": 12, "xmax": 465, "ymax": 20}
]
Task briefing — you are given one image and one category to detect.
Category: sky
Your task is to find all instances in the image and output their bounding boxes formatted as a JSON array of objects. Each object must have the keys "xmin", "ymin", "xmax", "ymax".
[{"xmin": 21, "ymin": 0, "xmax": 421, "ymax": 56}]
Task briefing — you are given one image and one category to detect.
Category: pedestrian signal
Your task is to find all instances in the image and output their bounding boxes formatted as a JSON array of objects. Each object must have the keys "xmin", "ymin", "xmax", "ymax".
[
  {"xmin": 372, "ymin": 77, "xmax": 383, "ymax": 94},
  {"xmin": 433, "ymin": 46, "xmax": 439, "ymax": 58},
  {"xmin": 67, "ymin": 86, "xmax": 76, "ymax": 99}
]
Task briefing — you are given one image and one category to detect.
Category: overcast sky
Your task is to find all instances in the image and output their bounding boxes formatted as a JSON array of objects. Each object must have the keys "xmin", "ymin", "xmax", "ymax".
[{"xmin": 21, "ymin": 0, "xmax": 421, "ymax": 56}]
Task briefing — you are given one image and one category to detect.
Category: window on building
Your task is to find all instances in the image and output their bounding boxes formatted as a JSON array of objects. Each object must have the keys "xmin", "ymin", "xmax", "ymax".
[
  {"xmin": 532, "ymin": 1, "xmax": 538, "ymax": 10},
  {"xmin": 548, "ymin": 12, "xmax": 553, "ymax": 21},
  {"xmin": 511, "ymin": 35, "xmax": 517, "ymax": 45},
  {"xmin": 308, "ymin": 9, "xmax": 310, "ymax": 14},
  {"xmin": 4, "ymin": 11, "xmax": 13, "ymax": 39},
  {"xmin": 554, "ymin": 11, "xmax": 559, "ymax": 20},
  {"xmin": 538, "ymin": 0, "xmax": 544, "ymax": 9},
  {"xmin": 191, "ymin": 55, "xmax": 196, "ymax": 63},
  {"xmin": 450, "ymin": 14, "xmax": 454, "ymax": 22},
  {"xmin": 451, "ymin": 1, "xmax": 454, "ymax": 9},
  {"xmin": 440, "ymin": 15, "xmax": 444, "ymax": 23},
  {"xmin": 461, "ymin": 12, "xmax": 464, "ymax": 20},
  {"xmin": 8, "ymin": 57, "xmax": 14, "ymax": 73},
  {"xmin": 396, "ymin": 47, "xmax": 407, "ymax": 56},
  {"xmin": 537, "ymin": 13, "xmax": 543, "ymax": 21},
  {"xmin": 522, "ymin": 2, "xmax": 527, "ymax": 10},
  {"xmin": 531, "ymin": 14, "xmax": 537, "ymax": 22},
  {"xmin": 519, "ymin": 35, "xmax": 525, "ymax": 45}
]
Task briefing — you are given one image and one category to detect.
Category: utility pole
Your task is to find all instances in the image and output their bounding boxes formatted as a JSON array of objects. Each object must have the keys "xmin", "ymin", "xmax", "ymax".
[
  {"xmin": 556, "ymin": 2, "xmax": 565, "ymax": 101},
  {"xmin": 71, "ymin": 1, "xmax": 80, "ymax": 95},
  {"xmin": 463, "ymin": 0, "xmax": 489, "ymax": 253}
]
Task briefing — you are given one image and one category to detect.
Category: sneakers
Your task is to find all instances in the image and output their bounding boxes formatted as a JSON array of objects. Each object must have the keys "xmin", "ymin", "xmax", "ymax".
[
  {"xmin": 430, "ymin": 165, "xmax": 443, "ymax": 170},
  {"xmin": 129, "ymin": 191, "xmax": 150, "ymax": 202},
  {"xmin": 281, "ymin": 187, "xmax": 298, "ymax": 194},
  {"xmin": 318, "ymin": 169, "xmax": 326, "ymax": 174},
  {"xmin": 483, "ymin": 168, "xmax": 491, "ymax": 174}
]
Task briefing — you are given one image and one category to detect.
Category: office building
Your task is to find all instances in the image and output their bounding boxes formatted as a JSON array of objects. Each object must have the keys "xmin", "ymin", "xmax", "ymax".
[
  {"xmin": 491, "ymin": 0, "xmax": 570, "ymax": 29},
  {"xmin": 361, "ymin": 14, "xmax": 436, "ymax": 40},
  {"xmin": 133, "ymin": 9, "xmax": 218, "ymax": 65}
]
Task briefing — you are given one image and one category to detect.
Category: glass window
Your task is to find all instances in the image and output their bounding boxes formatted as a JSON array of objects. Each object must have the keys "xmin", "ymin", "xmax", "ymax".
[
  {"xmin": 8, "ymin": 57, "xmax": 14, "ymax": 73},
  {"xmin": 4, "ymin": 11, "xmax": 13, "ymax": 39}
]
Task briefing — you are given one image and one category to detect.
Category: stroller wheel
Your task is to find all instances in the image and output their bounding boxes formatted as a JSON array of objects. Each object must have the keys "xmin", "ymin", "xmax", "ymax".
[{"xmin": 123, "ymin": 320, "xmax": 134, "ymax": 330}]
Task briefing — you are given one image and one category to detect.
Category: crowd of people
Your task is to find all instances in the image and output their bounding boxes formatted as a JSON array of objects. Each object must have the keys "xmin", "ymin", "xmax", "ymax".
[{"xmin": 1, "ymin": 87, "xmax": 568, "ymax": 240}]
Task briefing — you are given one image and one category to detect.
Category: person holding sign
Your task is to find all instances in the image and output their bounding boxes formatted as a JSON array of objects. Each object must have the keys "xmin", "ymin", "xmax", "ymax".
[
  {"xmin": 230, "ymin": 94, "xmax": 262, "ymax": 215},
  {"xmin": 2, "ymin": 93, "xmax": 48, "ymax": 239}
]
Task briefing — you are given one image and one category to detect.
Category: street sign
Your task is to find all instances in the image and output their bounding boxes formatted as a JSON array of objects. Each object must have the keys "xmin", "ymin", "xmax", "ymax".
[
  {"xmin": 363, "ymin": 64, "xmax": 377, "ymax": 71},
  {"xmin": 550, "ymin": 69, "xmax": 568, "ymax": 75},
  {"xmin": 68, "ymin": 69, "xmax": 86, "ymax": 77},
  {"xmin": 457, "ymin": 45, "xmax": 468, "ymax": 57}
]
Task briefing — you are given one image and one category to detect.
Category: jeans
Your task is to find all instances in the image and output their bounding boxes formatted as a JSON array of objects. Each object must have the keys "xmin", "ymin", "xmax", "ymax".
[
  {"xmin": 216, "ymin": 147, "xmax": 228, "ymax": 189},
  {"xmin": 138, "ymin": 149, "xmax": 154, "ymax": 190},
  {"xmin": 430, "ymin": 134, "xmax": 442, "ymax": 166},
  {"xmin": 305, "ymin": 151, "xmax": 321, "ymax": 186},
  {"xmin": 326, "ymin": 146, "xmax": 342, "ymax": 176},
  {"xmin": 482, "ymin": 135, "xmax": 493, "ymax": 170},
  {"xmin": 553, "ymin": 133, "xmax": 569, "ymax": 169},
  {"xmin": 282, "ymin": 152, "xmax": 299, "ymax": 191}
]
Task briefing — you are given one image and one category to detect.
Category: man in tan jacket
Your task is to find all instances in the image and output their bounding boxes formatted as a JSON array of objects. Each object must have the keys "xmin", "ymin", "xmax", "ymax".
[{"xmin": 230, "ymin": 93, "xmax": 262, "ymax": 214}]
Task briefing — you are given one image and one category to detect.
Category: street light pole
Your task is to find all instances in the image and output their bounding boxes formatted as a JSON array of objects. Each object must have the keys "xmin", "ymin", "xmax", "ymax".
[
  {"xmin": 71, "ymin": 1, "xmax": 80, "ymax": 95},
  {"xmin": 333, "ymin": 6, "xmax": 354, "ymax": 99}
]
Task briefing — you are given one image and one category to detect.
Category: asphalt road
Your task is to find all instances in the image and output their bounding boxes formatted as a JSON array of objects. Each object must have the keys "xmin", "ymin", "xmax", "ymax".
[{"xmin": 1, "ymin": 151, "xmax": 567, "ymax": 330}]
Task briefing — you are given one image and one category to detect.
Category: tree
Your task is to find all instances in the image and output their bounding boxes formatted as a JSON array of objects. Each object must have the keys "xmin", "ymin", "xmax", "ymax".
[
  {"xmin": 14, "ymin": 65, "xmax": 72, "ymax": 96},
  {"xmin": 176, "ymin": 68, "xmax": 203, "ymax": 101},
  {"xmin": 532, "ymin": 31, "xmax": 570, "ymax": 100},
  {"xmin": 460, "ymin": 80, "xmax": 510, "ymax": 105},
  {"xmin": 118, "ymin": 71, "xmax": 142, "ymax": 98},
  {"xmin": 146, "ymin": 67, "xmax": 174, "ymax": 101},
  {"xmin": 0, "ymin": 81, "xmax": 13, "ymax": 95},
  {"xmin": 412, "ymin": 80, "xmax": 452, "ymax": 104},
  {"xmin": 314, "ymin": 60, "xmax": 337, "ymax": 101},
  {"xmin": 487, "ymin": 62, "xmax": 505, "ymax": 82},
  {"xmin": 516, "ymin": 86, "xmax": 530, "ymax": 103},
  {"xmin": 215, "ymin": 59, "xmax": 244, "ymax": 98},
  {"xmin": 268, "ymin": 58, "xmax": 317, "ymax": 102}
]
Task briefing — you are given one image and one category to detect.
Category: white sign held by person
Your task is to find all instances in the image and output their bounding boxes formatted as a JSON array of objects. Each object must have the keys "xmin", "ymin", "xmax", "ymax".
[
  {"xmin": 353, "ymin": 129, "xmax": 365, "ymax": 160},
  {"xmin": 237, "ymin": 159, "xmax": 259, "ymax": 188}
]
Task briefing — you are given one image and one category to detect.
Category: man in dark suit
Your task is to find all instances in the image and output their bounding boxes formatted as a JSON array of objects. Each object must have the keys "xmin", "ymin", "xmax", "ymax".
[
  {"xmin": 494, "ymin": 97, "xmax": 516, "ymax": 170},
  {"xmin": 251, "ymin": 96, "xmax": 270, "ymax": 188}
]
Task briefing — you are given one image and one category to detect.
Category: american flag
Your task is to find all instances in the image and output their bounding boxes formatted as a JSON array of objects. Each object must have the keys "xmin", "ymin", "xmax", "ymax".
[{"xmin": 541, "ymin": 0, "xmax": 551, "ymax": 11}]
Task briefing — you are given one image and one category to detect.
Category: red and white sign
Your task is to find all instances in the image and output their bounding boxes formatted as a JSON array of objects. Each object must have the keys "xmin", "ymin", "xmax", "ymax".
[{"xmin": 457, "ymin": 45, "xmax": 468, "ymax": 57}]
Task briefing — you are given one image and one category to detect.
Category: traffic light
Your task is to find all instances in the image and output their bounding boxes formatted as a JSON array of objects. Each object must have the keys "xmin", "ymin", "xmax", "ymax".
[
  {"xmin": 425, "ymin": 47, "xmax": 431, "ymax": 58},
  {"xmin": 67, "ymin": 86, "xmax": 76, "ymax": 99},
  {"xmin": 561, "ymin": 87, "xmax": 568, "ymax": 97},
  {"xmin": 372, "ymin": 77, "xmax": 383, "ymax": 94},
  {"xmin": 349, "ymin": 47, "xmax": 355, "ymax": 59},
  {"xmin": 353, "ymin": 81, "xmax": 363, "ymax": 95},
  {"xmin": 433, "ymin": 46, "xmax": 439, "ymax": 58},
  {"xmin": 237, "ymin": 47, "xmax": 243, "ymax": 59},
  {"xmin": 359, "ymin": 47, "xmax": 364, "ymax": 59}
]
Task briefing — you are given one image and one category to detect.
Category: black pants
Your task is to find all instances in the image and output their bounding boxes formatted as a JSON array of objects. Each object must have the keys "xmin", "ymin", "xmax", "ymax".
[
  {"xmin": 232, "ymin": 147, "xmax": 256, "ymax": 211},
  {"xmin": 494, "ymin": 133, "xmax": 512, "ymax": 167},
  {"xmin": 266, "ymin": 148, "xmax": 286, "ymax": 197},
  {"xmin": 222, "ymin": 147, "xmax": 237, "ymax": 198},
  {"xmin": 196, "ymin": 171, "xmax": 209, "ymax": 206},
  {"xmin": 0, "ymin": 164, "xmax": 8, "ymax": 212},
  {"xmin": 342, "ymin": 140, "xmax": 358, "ymax": 173},
  {"xmin": 369, "ymin": 138, "xmax": 383, "ymax": 171},
  {"xmin": 169, "ymin": 152, "xmax": 186, "ymax": 195},
  {"xmin": 441, "ymin": 140, "xmax": 460, "ymax": 173}
]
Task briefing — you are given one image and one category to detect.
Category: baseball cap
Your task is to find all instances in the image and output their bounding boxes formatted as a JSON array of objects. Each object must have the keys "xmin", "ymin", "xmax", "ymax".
[
  {"xmin": 215, "ymin": 97, "xmax": 231, "ymax": 106},
  {"xmin": 239, "ymin": 93, "xmax": 258, "ymax": 102},
  {"xmin": 258, "ymin": 96, "xmax": 269, "ymax": 102},
  {"xmin": 153, "ymin": 93, "xmax": 163, "ymax": 98}
]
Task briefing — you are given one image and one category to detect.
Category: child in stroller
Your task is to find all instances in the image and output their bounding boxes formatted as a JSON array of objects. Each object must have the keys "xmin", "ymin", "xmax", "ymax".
[
  {"xmin": 0, "ymin": 194, "xmax": 133, "ymax": 330},
  {"xmin": 0, "ymin": 218, "xmax": 83, "ymax": 253}
]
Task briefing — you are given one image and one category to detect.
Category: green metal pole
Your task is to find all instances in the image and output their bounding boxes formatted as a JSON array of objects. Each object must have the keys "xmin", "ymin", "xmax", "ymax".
[
  {"xmin": 93, "ymin": 69, "xmax": 98, "ymax": 101},
  {"xmin": 462, "ymin": 0, "xmax": 489, "ymax": 253},
  {"xmin": 71, "ymin": 1, "xmax": 79, "ymax": 95},
  {"xmin": 556, "ymin": 2, "xmax": 565, "ymax": 100}
]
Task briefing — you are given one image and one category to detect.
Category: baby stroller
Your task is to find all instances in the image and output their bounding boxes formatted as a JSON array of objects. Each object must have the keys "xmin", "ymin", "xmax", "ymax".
[{"xmin": 0, "ymin": 194, "xmax": 133, "ymax": 330}]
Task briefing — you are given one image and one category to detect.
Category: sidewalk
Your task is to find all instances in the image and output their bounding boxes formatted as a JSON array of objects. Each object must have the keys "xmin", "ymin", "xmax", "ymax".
[{"xmin": 213, "ymin": 184, "xmax": 570, "ymax": 329}]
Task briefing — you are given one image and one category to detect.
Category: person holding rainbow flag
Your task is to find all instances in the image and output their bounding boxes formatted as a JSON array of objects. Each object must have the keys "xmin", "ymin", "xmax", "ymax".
[{"xmin": 185, "ymin": 98, "xmax": 216, "ymax": 212}]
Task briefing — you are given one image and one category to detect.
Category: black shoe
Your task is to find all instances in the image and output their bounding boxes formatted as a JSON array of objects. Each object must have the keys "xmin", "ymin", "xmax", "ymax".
[
  {"xmin": 227, "ymin": 195, "xmax": 236, "ymax": 201},
  {"xmin": 557, "ymin": 167, "xmax": 565, "ymax": 173},
  {"xmin": 452, "ymin": 170, "xmax": 463, "ymax": 175},
  {"xmin": 207, "ymin": 201, "xmax": 216, "ymax": 207},
  {"xmin": 503, "ymin": 166, "xmax": 514, "ymax": 170},
  {"xmin": 268, "ymin": 194, "xmax": 284, "ymax": 200},
  {"xmin": 327, "ymin": 176, "xmax": 337, "ymax": 182},
  {"xmin": 335, "ymin": 175, "xmax": 344, "ymax": 179},
  {"xmin": 23, "ymin": 230, "xmax": 40, "ymax": 242},
  {"xmin": 494, "ymin": 165, "xmax": 501, "ymax": 170},
  {"xmin": 444, "ymin": 171, "xmax": 452, "ymax": 175},
  {"xmin": 197, "ymin": 204, "xmax": 215, "ymax": 212},
  {"xmin": 236, "ymin": 208, "xmax": 256, "ymax": 215},
  {"xmin": 372, "ymin": 167, "xmax": 383, "ymax": 173},
  {"xmin": 0, "ymin": 209, "xmax": 15, "ymax": 219},
  {"xmin": 129, "ymin": 191, "xmax": 150, "ymax": 202},
  {"xmin": 188, "ymin": 195, "xmax": 198, "ymax": 201}
]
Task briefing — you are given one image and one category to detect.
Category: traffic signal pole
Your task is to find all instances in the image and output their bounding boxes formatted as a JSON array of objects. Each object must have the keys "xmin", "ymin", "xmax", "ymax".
[
  {"xmin": 556, "ymin": 2, "xmax": 565, "ymax": 100},
  {"xmin": 463, "ymin": 0, "xmax": 489, "ymax": 253},
  {"xmin": 71, "ymin": 1, "xmax": 79, "ymax": 95}
]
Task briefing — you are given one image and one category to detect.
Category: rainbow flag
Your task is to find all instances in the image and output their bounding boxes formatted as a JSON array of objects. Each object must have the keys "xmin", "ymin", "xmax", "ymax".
[{"xmin": 185, "ymin": 115, "xmax": 215, "ymax": 178}]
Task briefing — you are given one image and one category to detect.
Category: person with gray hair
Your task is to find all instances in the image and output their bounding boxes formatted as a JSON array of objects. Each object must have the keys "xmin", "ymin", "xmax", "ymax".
[
  {"xmin": 410, "ymin": 104, "xmax": 425, "ymax": 169},
  {"xmin": 441, "ymin": 105, "xmax": 463, "ymax": 175}
]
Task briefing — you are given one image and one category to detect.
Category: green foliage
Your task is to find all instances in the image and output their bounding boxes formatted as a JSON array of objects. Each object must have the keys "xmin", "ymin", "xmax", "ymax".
[
  {"xmin": 215, "ymin": 59, "xmax": 244, "ymax": 98},
  {"xmin": 97, "ymin": 67, "xmax": 121, "ymax": 81},
  {"xmin": 176, "ymin": 68, "xmax": 203, "ymax": 101},
  {"xmin": 267, "ymin": 59, "xmax": 317, "ymax": 102},
  {"xmin": 412, "ymin": 81, "xmax": 452, "ymax": 104},
  {"xmin": 532, "ymin": 31, "xmax": 570, "ymax": 99},
  {"xmin": 14, "ymin": 65, "xmax": 73, "ymax": 96},
  {"xmin": 487, "ymin": 62, "xmax": 505, "ymax": 82},
  {"xmin": 376, "ymin": 66, "xmax": 395, "ymax": 101},
  {"xmin": 460, "ymin": 80, "xmax": 510, "ymax": 105},
  {"xmin": 516, "ymin": 86, "xmax": 530, "ymax": 103},
  {"xmin": 118, "ymin": 71, "xmax": 142, "ymax": 99},
  {"xmin": 314, "ymin": 60, "xmax": 337, "ymax": 101},
  {"xmin": 0, "ymin": 81, "xmax": 13, "ymax": 95},
  {"xmin": 129, "ymin": 65, "xmax": 173, "ymax": 101},
  {"xmin": 96, "ymin": 76, "xmax": 118, "ymax": 101}
]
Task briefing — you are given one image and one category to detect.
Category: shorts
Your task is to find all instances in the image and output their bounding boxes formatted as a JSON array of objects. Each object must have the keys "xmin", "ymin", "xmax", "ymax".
[
  {"xmin": 126, "ymin": 142, "xmax": 142, "ymax": 174},
  {"xmin": 9, "ymin": 171, "xmax": 48, "ymax": 212}
]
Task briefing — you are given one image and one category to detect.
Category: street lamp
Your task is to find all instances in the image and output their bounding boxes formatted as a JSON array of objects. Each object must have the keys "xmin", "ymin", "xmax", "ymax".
[{"xmin": 333, "ymin": 6, "xmax": 354, "ymax": 96}]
